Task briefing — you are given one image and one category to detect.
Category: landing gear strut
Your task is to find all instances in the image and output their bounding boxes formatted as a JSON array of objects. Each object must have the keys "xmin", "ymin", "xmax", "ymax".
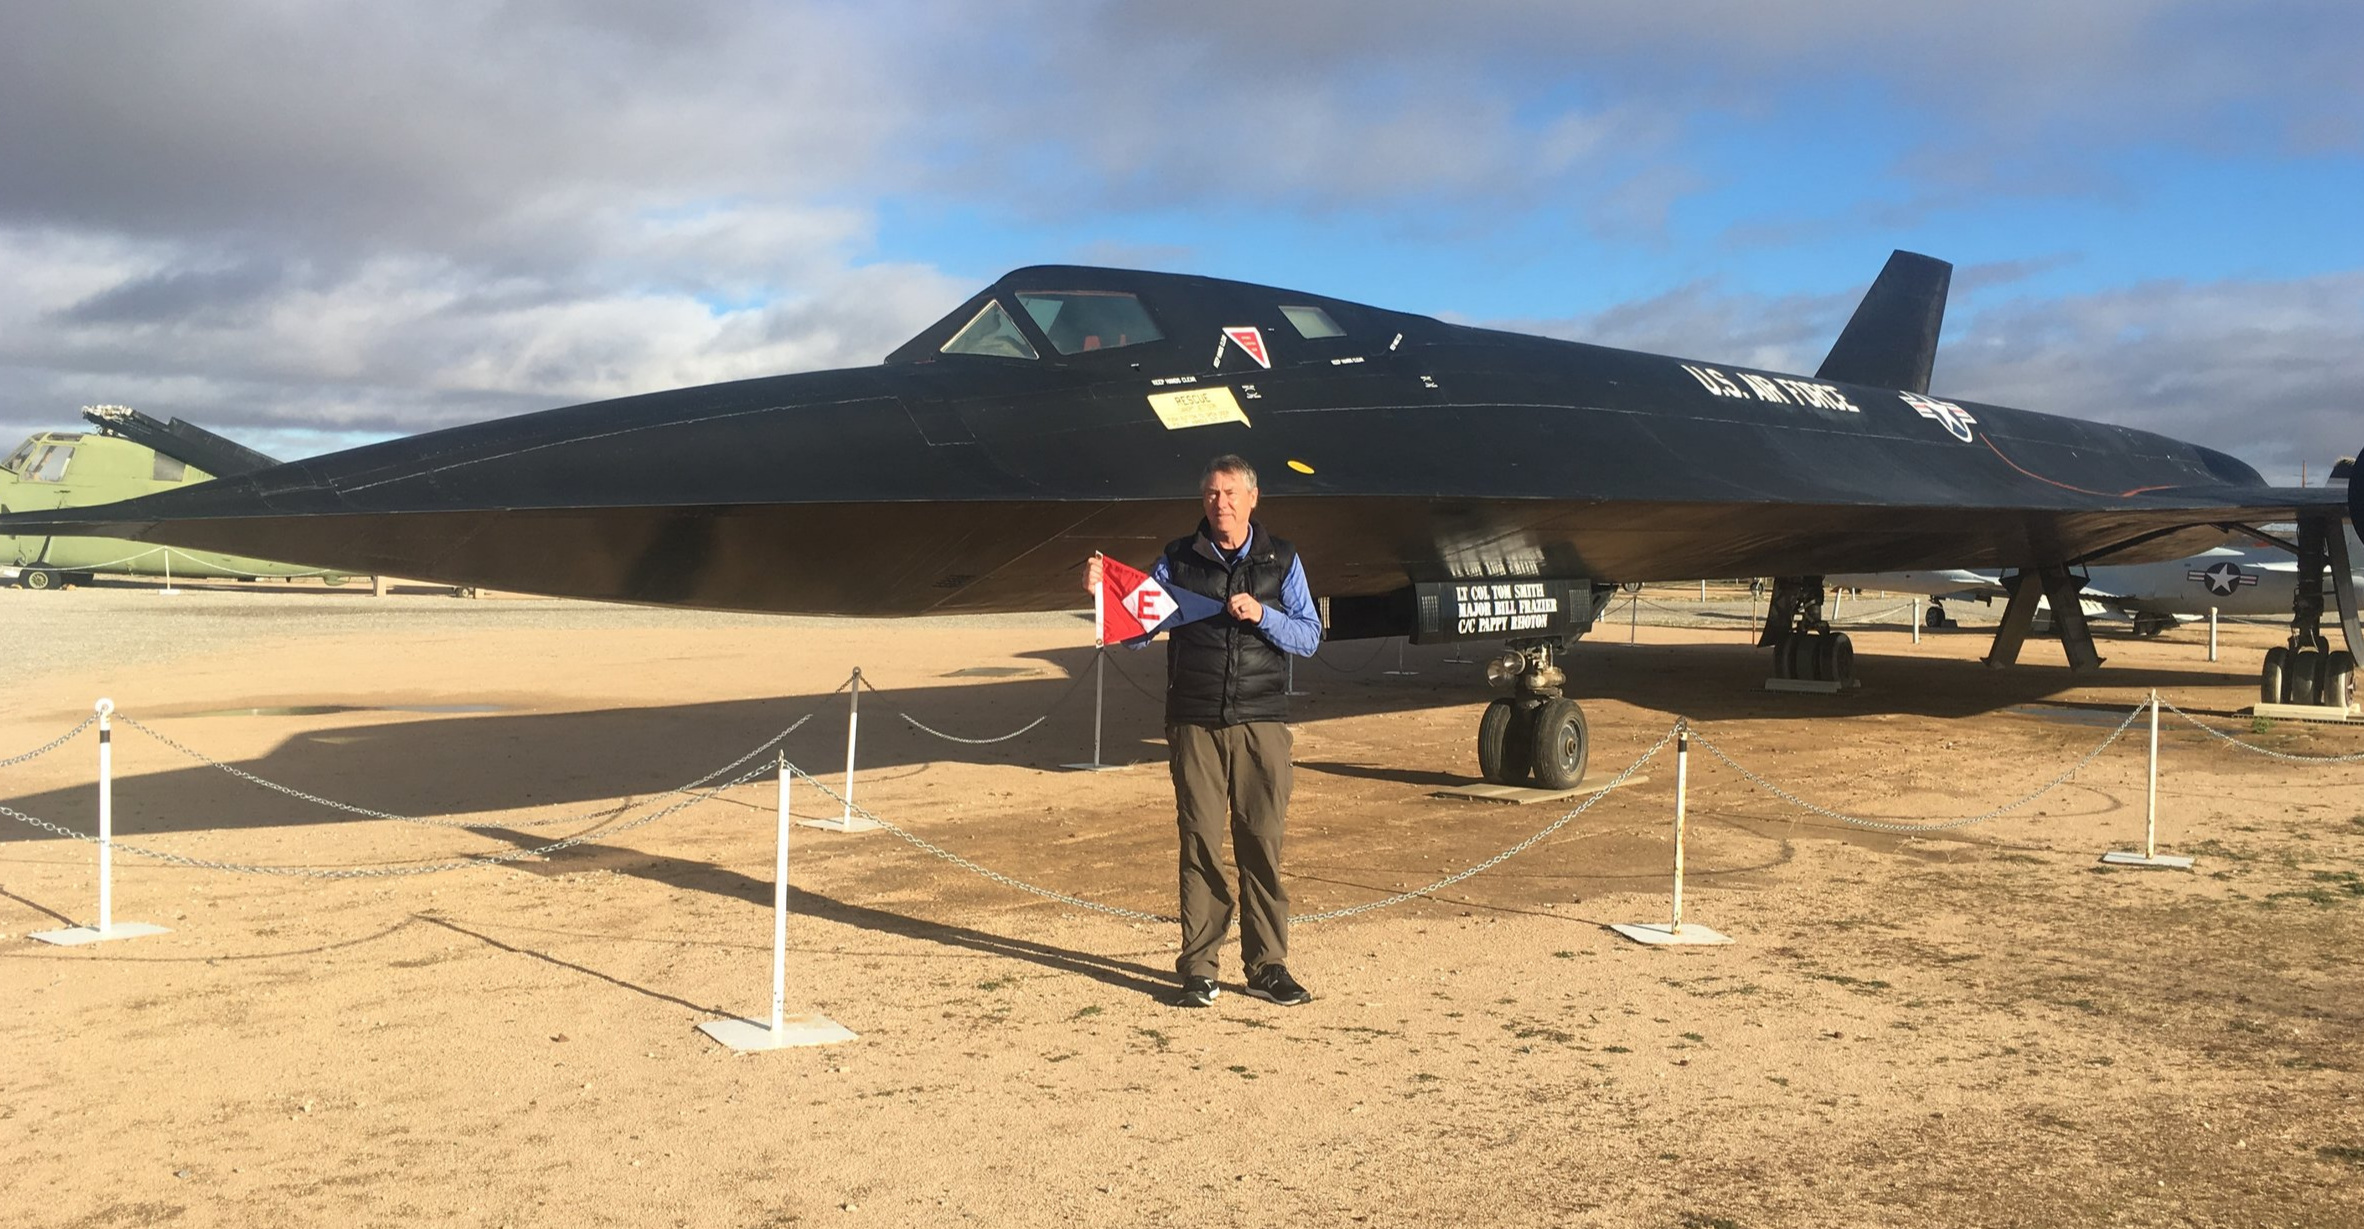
[
  {"xmin": 1476, "ymin": 639, "xmax": 1589, "ymax": 789},
  {"xmin": 1759, "ymin": 576, "xmax": 1855, "ymax": 685},
  {"xmin": 2263, "ymin": 519, "xmax": 2359, "ymax": 709}
]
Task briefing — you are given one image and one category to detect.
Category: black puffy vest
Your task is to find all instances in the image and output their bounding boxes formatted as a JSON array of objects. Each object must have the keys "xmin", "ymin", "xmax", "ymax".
[{"xmin": 1163, "ymin": 521, "xmax": 1298, "ymax": 727}]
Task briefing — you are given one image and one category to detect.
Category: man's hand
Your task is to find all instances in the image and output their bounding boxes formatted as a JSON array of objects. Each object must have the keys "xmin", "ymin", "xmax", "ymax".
[
  {"xmin": 1086, "ymin": 554, "xmax": 1102, "ymax": 592},
  {"xmin": 1227, "ymin": 592, "xmax": 1264, "ymax": 623}
]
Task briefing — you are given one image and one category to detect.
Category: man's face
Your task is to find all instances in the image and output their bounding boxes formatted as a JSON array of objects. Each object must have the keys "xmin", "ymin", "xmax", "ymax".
[{"xmin": 1201, "ymin": 469, "xmax": 1259, "ymax": 546}]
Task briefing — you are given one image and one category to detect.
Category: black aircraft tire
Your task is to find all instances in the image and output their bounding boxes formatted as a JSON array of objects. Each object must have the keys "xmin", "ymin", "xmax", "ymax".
[
  {"xmin": 1925, "ymin": 604, "xmax": 1946, "ymax": 629},
  {"xmin": 1527, "ymin": 698, "xmax": 1589, "ymax": 790},
  {"xmin": 1816, "ymin": 632, "xmax": 1854, "ymax": 684},
  {"xmin": 2261, "ymin": 648, "xmax": 2287, "ymax": 706},
  {"xmin": 1778, "ymin": 634, "xmax": 1813, "ymax": 680},
  {"xmin": 20, "ymin": 567, "xmax": 58, "ymax": 591},
  {"xmin": 2324, "ymin": 651, "xmax": 2357, "ymax": 711},
  {"xmin": 2287, "ymin": 648, "xmax": 2324, "ymax": 706},
  {"xmin": 1477, "ymin": 699, "xmax": 1533, "ymax": 785}
]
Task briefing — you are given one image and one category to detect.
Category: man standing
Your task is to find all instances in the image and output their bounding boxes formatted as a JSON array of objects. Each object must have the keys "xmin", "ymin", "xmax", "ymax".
[{"xmin": 1152, "ymin": 455, "xmax": 1322, "ymax": 1008}]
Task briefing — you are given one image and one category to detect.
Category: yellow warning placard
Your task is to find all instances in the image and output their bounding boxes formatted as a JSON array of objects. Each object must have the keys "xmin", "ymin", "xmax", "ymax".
[{"xmin": 1146, "ymin": 385, "xmax": 1250, "ymax": 431}]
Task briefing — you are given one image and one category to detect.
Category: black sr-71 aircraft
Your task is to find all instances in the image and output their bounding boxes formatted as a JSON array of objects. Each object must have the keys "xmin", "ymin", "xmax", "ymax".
[{"xmin": 6, "ymin": 252, "xmax": 2357, "ymax": 790}]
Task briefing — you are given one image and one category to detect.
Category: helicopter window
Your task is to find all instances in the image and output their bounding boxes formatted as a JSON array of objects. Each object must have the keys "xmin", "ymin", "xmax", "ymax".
[
  {"xmin": 939, "ymin": 300, "xmax": 1040, "ymax": 360},
  {"xmin": 27, "ymin": 445, "xmax": 75, "ymax": 483},
  {"xmin": 1279, "ymin": 304, "xmax": 1346, "ymax": 339},
  {"xmin": 1015, "ymin": 292, "xmax": 1164, "ymax": 356},
  {"xmin": 0, "ymin": 439, "xmax": 33, "ymax": 474},
  {"xmin": 153, "ymin": 454, "xmax": 188, "ymax": 482}
]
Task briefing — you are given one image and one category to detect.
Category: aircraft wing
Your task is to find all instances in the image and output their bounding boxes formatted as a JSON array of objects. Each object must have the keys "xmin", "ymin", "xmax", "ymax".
[{"xmin": 2, "ymin": 258, "xmax": 2355, "ymax": 621}]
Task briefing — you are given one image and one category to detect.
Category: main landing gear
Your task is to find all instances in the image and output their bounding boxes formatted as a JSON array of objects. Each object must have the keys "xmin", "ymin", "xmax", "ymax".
[
  {"xmin": 2261, "ymin": 518, "xmax": 2360, "ymax": 709},
  {"xmin": 1759, "ymin": 576, "xmax": 1855, "ymax": 685},
  {"xmin": 1475, "ymin": 638, "xmax": 1589, "ymax": 789}
]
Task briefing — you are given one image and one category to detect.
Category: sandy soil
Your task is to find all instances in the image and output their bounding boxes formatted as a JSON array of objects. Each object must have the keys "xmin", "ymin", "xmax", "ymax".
[{"xmin": 3, "ymin": 583, "xmax": 2361, "ymax": 1228}]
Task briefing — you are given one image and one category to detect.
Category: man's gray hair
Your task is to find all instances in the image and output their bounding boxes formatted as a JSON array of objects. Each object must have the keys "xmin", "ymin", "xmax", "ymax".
[{"xmin": 1201, "ymin": 454, "xmax": 1258, "ymax": 489}]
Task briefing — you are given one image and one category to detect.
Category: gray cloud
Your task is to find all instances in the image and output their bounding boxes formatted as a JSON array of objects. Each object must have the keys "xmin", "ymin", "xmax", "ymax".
[
  {"xmin": 1512, "ymin": 270, "xmax": 2364, "ymax": 481},
  {"xmin": 0, "ymin": 1, "xmax": 2355, "ymax": 468}
]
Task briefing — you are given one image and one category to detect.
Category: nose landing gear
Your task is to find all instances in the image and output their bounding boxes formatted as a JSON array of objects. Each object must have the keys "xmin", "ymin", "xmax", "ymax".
[{"xmin": 1475, "ymin": 640, "xmax": 1589, "ymax": 789}]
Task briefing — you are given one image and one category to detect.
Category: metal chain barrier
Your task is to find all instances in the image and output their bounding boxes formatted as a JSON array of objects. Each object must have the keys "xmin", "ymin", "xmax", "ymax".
[
  {"xmin": 1105, "ymin": 655, "xmax": 1168, "ymax": 704},
  {"xmin": 1685, "ymin": 702, "xmax": 2145, "ymax": 833},
  {"xmin": 786, "ymin": 724, "xmax": 1677, "ymax": 926},
  {"xmin": 894, "ymin": 666, "xmax": 1097, "ymax": 745},
  {"xmin": 1294, "ymin": 724, "xmax": 1678, "ymax": 921},
  {"xmin": 1308, "ymin": 638, "xmax": 1398, "ymax": 675},
  {"xmin": 0, "ymin": 713, "xmax": 98, "ymax": 770},
  {"xmin": 789, "ymin": 766, "xmax": 1179, "ymax": 923},
  {"xmin": 2160, "ymin": 698, "xmax": 2364, "ymax": 763},
  {"xmin": 0, "ymin": 762, "xmax": 777, "ymax": 878},
  {"xmin": 114, "ymin": 709, "xmax": 820, "ymax": 830}
]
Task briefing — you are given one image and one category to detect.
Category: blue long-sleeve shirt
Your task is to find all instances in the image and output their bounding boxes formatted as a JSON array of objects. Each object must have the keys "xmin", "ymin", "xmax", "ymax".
[{"xmin": 1144, "ymin": 527, "xmax": 1323, "ymax": 657}]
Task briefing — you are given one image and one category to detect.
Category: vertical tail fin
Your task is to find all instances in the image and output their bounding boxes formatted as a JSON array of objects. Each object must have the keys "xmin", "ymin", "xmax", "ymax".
[{"xmin": 1816, "ymin": 250, "xmax": 1952, "ymax": 395}]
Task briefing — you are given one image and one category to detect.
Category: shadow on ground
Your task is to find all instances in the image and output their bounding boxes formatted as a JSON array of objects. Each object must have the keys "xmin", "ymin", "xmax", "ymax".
[{"xmin": 2, "ymin": 636, "xmax": 2255, "ymax": 838}]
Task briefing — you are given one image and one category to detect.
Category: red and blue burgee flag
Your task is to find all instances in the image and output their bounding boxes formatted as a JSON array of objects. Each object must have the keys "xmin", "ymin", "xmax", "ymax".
[{"xmin": 1092, "ymin": 553, "xmax": 1224, "ymax": 646}]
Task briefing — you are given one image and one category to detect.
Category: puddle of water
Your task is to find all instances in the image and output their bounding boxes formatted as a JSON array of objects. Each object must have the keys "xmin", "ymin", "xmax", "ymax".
[
  {"xmin": 178, "ymin": 703, "xmax": 508, "ymax": 718},
  {"xmin": 942, "ymin": 666, "xmax": 1041, "ymax": 678}
]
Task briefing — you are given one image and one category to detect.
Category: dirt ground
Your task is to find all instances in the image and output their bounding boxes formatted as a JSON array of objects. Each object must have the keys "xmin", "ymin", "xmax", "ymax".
[{"xmin": 3, "ymin": 582, "xmax": 2361, "ymax": 1228}]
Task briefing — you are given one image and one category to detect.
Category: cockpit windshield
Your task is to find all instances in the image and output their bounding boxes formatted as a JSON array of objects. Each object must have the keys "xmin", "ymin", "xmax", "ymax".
[
  {"xmin": 0, "ymin": 439, "xmax": 34, "ymax": 475},
  {"xmin": 940, "ymin": 301, "xmax": 1040, "ymax": 360},
  {"xmin": 1015, "ymin": 292, "xmax": 1163, "ymax": 356},
  {"xmin": 19, "ymin": 443, "xmax": 75, "ymax": 483}
]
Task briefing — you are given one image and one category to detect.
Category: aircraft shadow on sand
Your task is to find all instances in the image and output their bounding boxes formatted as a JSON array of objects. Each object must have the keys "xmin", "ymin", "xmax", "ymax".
[{"xmin": 1, "ymin": 638, "xmax": 2241, "ymax": 841}]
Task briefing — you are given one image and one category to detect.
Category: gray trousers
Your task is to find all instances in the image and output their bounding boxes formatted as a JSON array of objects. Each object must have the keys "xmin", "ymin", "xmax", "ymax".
[{"xmin": 1168, "ymin": 720, "xmax": 1293, "ymax": 980}]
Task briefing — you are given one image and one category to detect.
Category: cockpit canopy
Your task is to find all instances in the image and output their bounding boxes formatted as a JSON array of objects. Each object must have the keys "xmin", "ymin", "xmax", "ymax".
[
  {"xmin": 1, "ymin": 434, "xmax": 80, "ymax": 483},
  {"xmin": 887, "ymin": 265, "xmax": 1432, "ymax": 369}
]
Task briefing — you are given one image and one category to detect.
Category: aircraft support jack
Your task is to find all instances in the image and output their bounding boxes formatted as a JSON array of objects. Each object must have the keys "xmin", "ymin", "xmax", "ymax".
[
  {"xmin": 1476, "ymin": 639, "xmax": 1589, "ymax": 789},
  {"xmin": 2257, "ymin": 518, "xmax": 2359, "ymax": 711},
  {"xmin": 1758, "ymin": 576, "xmax": 1855, "ymax": 689},
  {"xmin": 1982, "ymin": 567, "xmax": 2103, "ymax": 672}
]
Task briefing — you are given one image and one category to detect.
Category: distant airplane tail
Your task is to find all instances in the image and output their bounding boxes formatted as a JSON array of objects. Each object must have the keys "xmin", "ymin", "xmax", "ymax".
[{"xmin": 1816, "ymin": 250, "xmax": 1952, "ymax": 395}]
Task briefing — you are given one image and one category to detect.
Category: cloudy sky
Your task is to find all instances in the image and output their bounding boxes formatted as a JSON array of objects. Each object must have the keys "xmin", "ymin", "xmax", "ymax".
[{"xmin": 3, "ymin": 2, "xmax": 2359, "ymax": 480}]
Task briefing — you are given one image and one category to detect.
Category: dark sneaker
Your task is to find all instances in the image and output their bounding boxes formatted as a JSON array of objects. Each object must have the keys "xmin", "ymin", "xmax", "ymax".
[
  {"xmin": 1244, "ymin": 965, "xmax": 1312, "ymax": 1006},
  {"xmin": 1172, "ymin": 975, "xmax": 1220, "ymax": 1008}
]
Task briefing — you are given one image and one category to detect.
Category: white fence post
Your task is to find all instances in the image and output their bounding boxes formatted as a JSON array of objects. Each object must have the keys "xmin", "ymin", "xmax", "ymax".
[
  {"xmin": 2208, "ymin": 607, "xmax": 2219, "ymax": 662},
  {"xmin": 842, "ymin": 667, "xmax": 860, "ymax": 823},
  {"xmin": 700, "ymin": 759, "xmax": 854, "ymax": 1050},
  {"xmin": 2101, "ymin": 691, "xmax": 2192, "ymax": 869},
  {"xmin": 1912, "ymin": 597, "xmax": 1922, "ymax": 645},
  {"xmin": 98, "ymin": 698, "xmax": 113, "ymax": 932},
  {"xmin": 772, "ymin": 754, "xmax": 789, "ymax": 1034},
  {"xmin": 1671, "ymin": 725, "xmax": 1687, "ymax": 932},
  {"xmin": 32, "ymin": 699, "xmax": 168, "ymax": 946},
  {"xmin": 1612, "ymin": 722, "xmax": 1731, "ymax": 946},
  {"xmin": 799, "ymin": 668, "xmax": 879, "ymax": 832}
]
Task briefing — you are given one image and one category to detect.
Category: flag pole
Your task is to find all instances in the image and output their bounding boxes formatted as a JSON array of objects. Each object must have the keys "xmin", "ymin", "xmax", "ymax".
[{"xmin": 1067, "ymin": 553, "xmax": 1122, "ymax": 772}]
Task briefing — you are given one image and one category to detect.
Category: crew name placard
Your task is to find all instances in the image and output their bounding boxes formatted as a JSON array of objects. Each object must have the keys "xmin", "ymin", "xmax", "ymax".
[{"xmin": 1412, "ymin": 579, "xmax": 1592, "ymax": 644}]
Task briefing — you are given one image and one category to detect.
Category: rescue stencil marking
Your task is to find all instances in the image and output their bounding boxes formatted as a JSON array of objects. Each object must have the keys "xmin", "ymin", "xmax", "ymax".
[
  {"xmin": 1900, "ymin": 392, "xmax": 1978, "ymax": 442},
  {"xmin": 1148, "ymin": 386, "xmax": 1252, "ymax": 430},
  {"xmin": 1223, "ymin": 326, "xmax": 1272, "ymax": 369}
]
